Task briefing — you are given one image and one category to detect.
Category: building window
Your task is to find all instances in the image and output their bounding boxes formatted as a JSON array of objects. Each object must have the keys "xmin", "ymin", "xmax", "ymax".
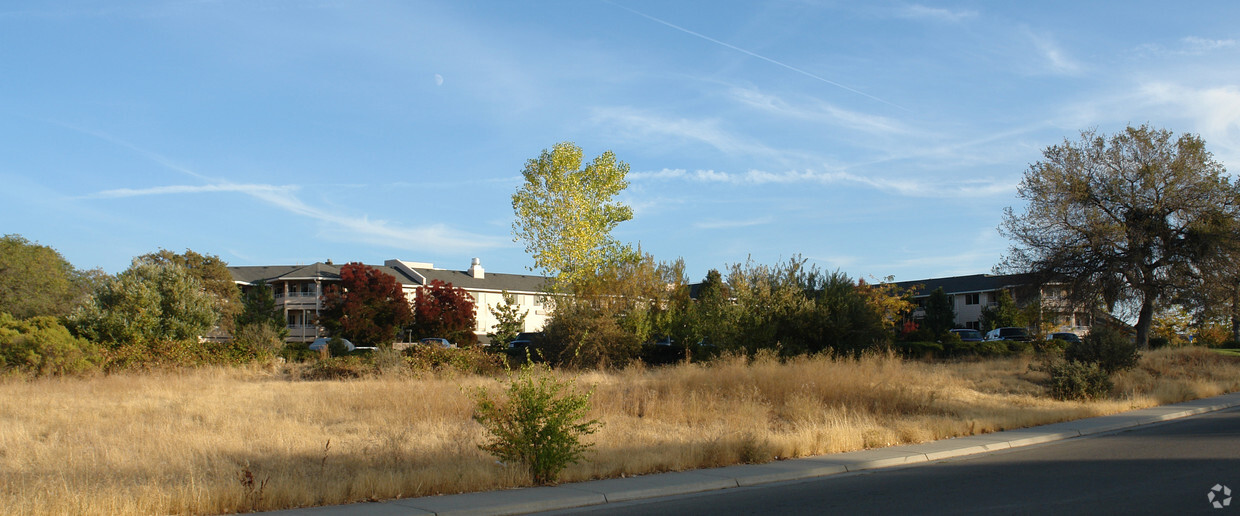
[{"xmin": 964, "ymin": 293, "xmax": 980, "ymax": 305}]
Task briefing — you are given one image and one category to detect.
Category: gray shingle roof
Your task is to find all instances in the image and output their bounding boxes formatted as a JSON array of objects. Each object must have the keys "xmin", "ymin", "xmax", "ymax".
[
  {"xmin": 892, "ymin": 273, "xmax": 1037, "ymax": 297},
  {"xmin": 411, "ymin": 267, "xmax": 549, "ymax": 293},
  {"xmin": 229, "ymin": 261, "xmax": 549, "ymax": 293},
  {"xmin": 229, "ymin": 262, "xmax": 420, "ymax": 286}
]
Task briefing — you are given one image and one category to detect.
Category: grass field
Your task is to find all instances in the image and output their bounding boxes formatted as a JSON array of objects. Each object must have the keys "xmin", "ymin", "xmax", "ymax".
[{"xmin": 2, "ymin": 346, "xmax": 1238, "ymax": 515}]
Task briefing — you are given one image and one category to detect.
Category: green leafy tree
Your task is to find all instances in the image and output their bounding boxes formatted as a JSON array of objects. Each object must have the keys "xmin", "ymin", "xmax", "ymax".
[
  {"xmin": 1176, "ymin": 236, "xmax": 1240, "ymax": 342},
  {"xmin": 0, "ymin": 313, "xmax": 102, "ymax": 376},
  {"xmin": 511, "ymin": 142, "xmax": 635, "ymax": 289},
  {"xmin": 487, "ymin": 291, "xmax": 527, "ymax": 351},
  {"xmin": 235, "ymin": 280, "xmax": 284, "ymax": 332},
  {"xmin": 232, "ymin": 280, "xmax": 287, "ymax": 357},
  {"xmin": 69, "ymin": 261, "xmax": 219, "ymax": 344},
  {"xmin": 724, "ymin": 258, "xmax": 817, "ymax": 355},
  {"xmin": 0, "ymin": 235, "xmax": 96, "ymax": 319},
  {"xmin": 539, "ymin": 253, "xmax": 683, "ymax": 368},
  {"xmin": 411, "ymin": 279, "xmax": 478, "ymax": 346},
  {"xmin": 690, "ymin": 269, "xmax": 737, "ymax": 349},
  {"xmin": 922, "ymin": 287, "xmax": 956, "ymax": 336},
  {"xmin": 1001, "ymin": 125, "xmax": 1240, "ymax": 348},
  {"xmin": 980, "ymin": 290, "xmax": 1026, "ymax": 331},
  {"xmin": 320, "ymin": 263, "xmax": 413, "ymax": 349},
  {"xmin": 137, "ymin": 249, "xmax": 241, "ymax": 334}
]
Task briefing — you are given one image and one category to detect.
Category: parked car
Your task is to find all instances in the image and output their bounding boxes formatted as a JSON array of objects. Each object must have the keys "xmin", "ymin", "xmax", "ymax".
[
  {"xmin": 1047, "ymin": 332, "xmax": 1082, "ymax": 344},
  {"xmin": 949, "ymin": 329, "xmax": 984, "ymax": 342},
  {"xmin": 418, "ymin": 337, "xmax": 455, "ymax": 349},
  {"xmin": 309, "ymin": 337, "xmax": 356, "ymax": 352},
  {"xmin": 984, "ymin": 327, "xmax": 1032, "ymax": 342}
]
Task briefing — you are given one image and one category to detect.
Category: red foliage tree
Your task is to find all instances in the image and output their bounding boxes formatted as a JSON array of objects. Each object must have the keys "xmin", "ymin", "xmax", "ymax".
[
  {"xmin": 320, "ymin": 263, "xmax": 413, "ymax": 349},
  {"xmin": 412, "ymin": 279, "xmax": 478, "ymax": 346}
]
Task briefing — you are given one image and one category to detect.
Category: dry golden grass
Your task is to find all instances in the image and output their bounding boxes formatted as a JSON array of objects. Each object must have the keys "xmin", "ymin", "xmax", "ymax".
[{"xmin": 2, "ymin": 348, "xmax": 1238, "ymax": 515}]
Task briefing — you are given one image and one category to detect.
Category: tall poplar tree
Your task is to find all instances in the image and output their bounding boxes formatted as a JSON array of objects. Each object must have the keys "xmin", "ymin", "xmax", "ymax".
[{"xmin": 511, "ymin": 142, "xmax": 634, "ymax": 289}]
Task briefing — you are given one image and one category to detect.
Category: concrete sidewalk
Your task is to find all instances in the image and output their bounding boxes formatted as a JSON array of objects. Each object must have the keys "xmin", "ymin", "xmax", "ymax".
[{"xmin": 264, "ymin": 391, "xmax": 1240, "ymax": 516}]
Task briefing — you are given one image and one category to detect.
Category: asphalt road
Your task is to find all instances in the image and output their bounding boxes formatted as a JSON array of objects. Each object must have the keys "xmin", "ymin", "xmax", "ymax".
[{"xmin": 543, "ymin": 406, "xmax": 1240, "ymax": 515}]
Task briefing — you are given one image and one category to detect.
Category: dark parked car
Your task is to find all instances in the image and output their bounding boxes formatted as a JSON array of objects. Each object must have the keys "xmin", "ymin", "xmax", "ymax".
[
  {"xmin": 1047, "ymin": 332, "xmax": 1082, "ymax": 344},
  {"xmin": 984, "ymin": 327, "xmax": 1032, "ymax": 342},
  {"xmin": 949, "ymin": 328, "xmax": 984, "ymax": 342}
]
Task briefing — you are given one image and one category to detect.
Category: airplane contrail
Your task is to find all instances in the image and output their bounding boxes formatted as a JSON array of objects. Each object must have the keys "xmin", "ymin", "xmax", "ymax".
[{"xmin": 606, "ymin": 1, "xmax": 904, "ymax": 110}]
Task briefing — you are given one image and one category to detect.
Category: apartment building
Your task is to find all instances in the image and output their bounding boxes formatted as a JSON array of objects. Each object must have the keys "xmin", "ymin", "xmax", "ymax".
[
  {"xmin": 228, "ymin": 258, "xmax": 551, "ymax": 343},
  {"xmin": 894, "ymin": 273, "xmax": 1095, "ymax": 334}
]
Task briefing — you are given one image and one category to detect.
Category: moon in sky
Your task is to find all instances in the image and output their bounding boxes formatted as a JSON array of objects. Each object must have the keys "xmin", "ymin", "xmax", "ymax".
[{"xmin": 434, "ymin": 74, "xmax": 444, "ymax": 86}]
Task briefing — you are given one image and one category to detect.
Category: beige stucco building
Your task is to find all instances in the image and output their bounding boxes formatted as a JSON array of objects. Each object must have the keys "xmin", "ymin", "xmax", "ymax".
[{"xmin": 228, "ymin": 258, "xmax": 550, "ymax": 344}]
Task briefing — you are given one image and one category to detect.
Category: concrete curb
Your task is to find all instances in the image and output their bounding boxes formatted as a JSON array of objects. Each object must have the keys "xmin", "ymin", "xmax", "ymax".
[{"xmin": 264, "ymin": 391, "xmax": 1240, "ymax": 515}]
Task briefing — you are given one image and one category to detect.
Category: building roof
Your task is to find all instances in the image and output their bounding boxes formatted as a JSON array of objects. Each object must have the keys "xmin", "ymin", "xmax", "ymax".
[
  {"xmin": 892, "ymin": 273, "xmax": 1037, "ymax": 297},
  {"xmin": 229, "ymin": 262, "xmax": 419, "ymax": 286},
  {"xmin": 229, "ymin": 259, "xmax": 549, "ymax": 293},
  {"xmin": 411, "ymin": 267, "xmax": 549, "ymax": 293}
]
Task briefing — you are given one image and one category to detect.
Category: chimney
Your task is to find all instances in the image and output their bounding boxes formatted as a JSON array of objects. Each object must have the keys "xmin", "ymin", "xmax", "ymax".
[{"xmin": 468, "ymin": 258, "xmax": 485, "ymax": 279}]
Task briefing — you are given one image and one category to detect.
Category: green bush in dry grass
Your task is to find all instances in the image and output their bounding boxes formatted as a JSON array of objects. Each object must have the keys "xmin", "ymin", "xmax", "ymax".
[
  {"xmin": 1066, "ymin": 326, "xmax": 1139, "ymax": 374},
  {"xmin": 405, "ymin": 345, "xmax": 506, "ymax": 375},
  {"xmin": 472, "ymin": 368, "xmax": 602, "ymax": 484},
  {"xmin": 1044, "ymin": 359, "xmax": 1112, "ymax": 400}
]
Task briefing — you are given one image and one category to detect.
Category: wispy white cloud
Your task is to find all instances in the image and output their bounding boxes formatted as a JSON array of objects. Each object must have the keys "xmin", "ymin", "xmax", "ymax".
[
  {"xmin": 91, "ymin": 179, "xmax": 507, "ymax": 253},
  {"xmin": 1132, "ymin": 82, "xmax": 1240, "ymax": 165},
  {"xmin": 1180, "ymin": 36, "xmax": 1238, "ymax": 54},
  {"xmin": 1137, "ymin": 36, "xmax": 1238, "ymax": 57},
  {"xmin": 895, "ymin": 4, "xmax": 978, "ymax": 23},
  {"xmin": 74, "ymin": 128, "xmax": 507, "ymax": 254},
  {"xmin": 728, "ymin": 87, "xmax": 912, "ymax": 136},
  {"xmin": 591, "ymin": 106, "xmax": 790, "ymax": 159},
  {"xmin": 1024, "ymin": 29, "xmax": 1083, "ymax": 75},
  {"xmin": 631, "ymin": 167, "xmax": 1016, "ymax": 198},
  {"xmin": 88, "ymin": 183, "xmax": 292, "ymax": 198},
  {"xmin": 693, "ymin": 216, "xmax": 774, "ymax": 230},
  {"xmin": 605, "ymin": 1, "xmax": 902, "ymax": 109}
]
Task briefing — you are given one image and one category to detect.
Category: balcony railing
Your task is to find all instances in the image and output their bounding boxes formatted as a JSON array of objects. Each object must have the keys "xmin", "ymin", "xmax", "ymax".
[{"xmin": 285, "ymin": 324, "xmax": 323, "ymax": 343}]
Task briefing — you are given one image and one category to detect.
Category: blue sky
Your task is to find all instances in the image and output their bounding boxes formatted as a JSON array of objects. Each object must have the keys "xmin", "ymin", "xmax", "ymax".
[{"xmin": 3, "ymin": 1, "xmax": 1239, "ymax": 283}]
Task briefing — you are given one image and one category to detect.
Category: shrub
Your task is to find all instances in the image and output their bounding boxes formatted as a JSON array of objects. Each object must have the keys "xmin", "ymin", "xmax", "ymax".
[
  {"xmin": 327, "ymin": 337, "xmax": 352, "ymax": 358},
  {"xmin": 299, "ymin": 356, "xmax": 367, "ymax": 380},
  {"xmin": 472, "ymin": 368, "xmax": 602, "ymax": 484},
  {"xmin": 405, "ymin": 345, "xmax": 506, "ymax": 376},
  {"xmin": 1044, "ymin": 359, "xmax": 1112, "ymax": 400},
  {"xmin": 280, "ymin": 342, "xmax": 317, "ymax": 363},
  {"xmin": 230, "ymin": 323, "xmax": 286, "ymax": 361},
  {"xmin": 892, "ymin": 341, "xmax": 942, "ymax": 358},
  {"xmin": 976, "ymin": 340, "xmax": 1010, "ymax": 357},
  {"xmin": 1005, "ymin": 340, "xmax": 1034, "ymax": 355},
  {"xmin": 1066, "ymin": 326, "xmax": 1139, "ymax": 374},
  {"xmin": 1034, "ymin": 338, "xmax": 1069, "ymax": 356},
  {"xmin": 1147, "ymin": 336, "xmax": 1171, "ymax": 350},
  {"xmin": 0, "ymin": 314, "xmax": 102, "ymax": 377}
]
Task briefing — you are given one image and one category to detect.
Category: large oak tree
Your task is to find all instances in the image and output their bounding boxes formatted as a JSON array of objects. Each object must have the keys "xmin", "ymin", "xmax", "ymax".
[{"xmin": 1000, "ymin": 125, "xmax": 1240, "ymax": 348}]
